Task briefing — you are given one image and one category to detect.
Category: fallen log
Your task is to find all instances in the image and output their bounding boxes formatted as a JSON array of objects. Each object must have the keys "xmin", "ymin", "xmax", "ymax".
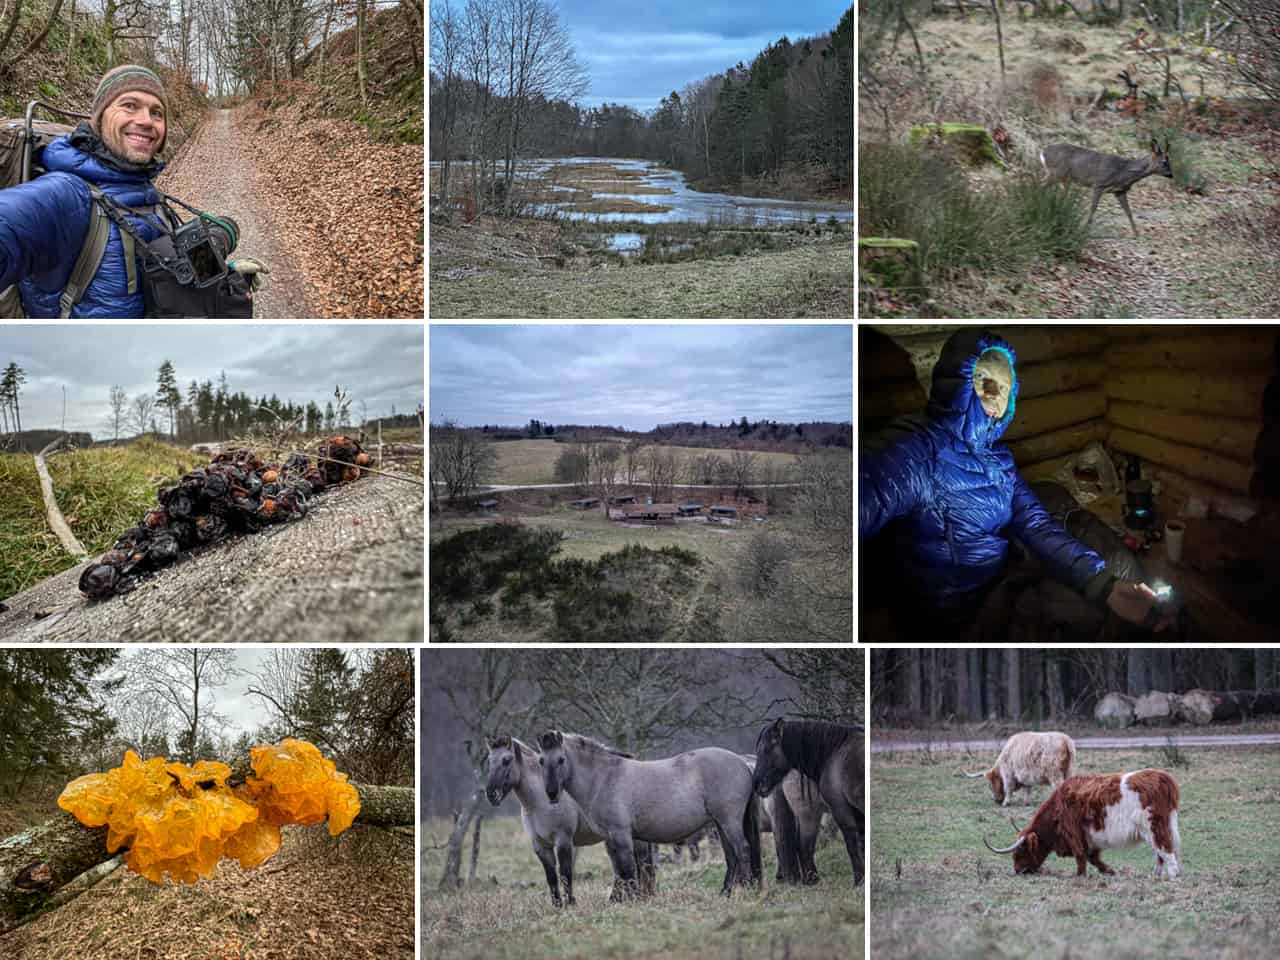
[
  {"xmin": 33, "ymin": 439, "xmax": 87, "ymax": 560},
  {"xmin": 0, "ymin": 782, "xmax": 413, "ymax": 933}
]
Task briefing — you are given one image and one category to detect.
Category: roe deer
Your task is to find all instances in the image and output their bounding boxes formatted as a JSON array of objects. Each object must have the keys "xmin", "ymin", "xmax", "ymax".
[{"xmin": 1039, "ymin": 139, "xmax": 1172, "ymax": 237}]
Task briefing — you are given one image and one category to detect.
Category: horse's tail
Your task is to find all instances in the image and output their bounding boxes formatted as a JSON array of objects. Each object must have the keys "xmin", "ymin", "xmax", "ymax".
[
  {"xmin": 771, "ymin": 781, "xmax": 803, "ymax": 885},
  {"xmin": 745, "ymin": 790, "xmax": 763, "ymax": 887}
]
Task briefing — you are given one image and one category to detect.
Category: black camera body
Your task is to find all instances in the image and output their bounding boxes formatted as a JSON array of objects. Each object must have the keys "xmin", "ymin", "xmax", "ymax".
[{"xmin": 169, "ymin": 216, "xmax": 234, "ymax": 287}]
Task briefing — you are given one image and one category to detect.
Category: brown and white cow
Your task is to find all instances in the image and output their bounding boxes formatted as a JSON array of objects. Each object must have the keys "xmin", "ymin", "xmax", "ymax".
[
  {"xmin": 961, "ymin": 731, "xmax": 1076, "ymax": 806},
  {"xmin": 983, "ymin": 769, "xmax": 1182, "ymax": 879}
]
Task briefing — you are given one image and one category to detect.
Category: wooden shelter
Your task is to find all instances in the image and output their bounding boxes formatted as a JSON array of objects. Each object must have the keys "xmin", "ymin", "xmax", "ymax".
[
  {"xmin": 860, "ymin": 324, "xmax": 1280, "ymax": 643},
  {"xmin": 613, "ymin": 503, "xmax": 677, "ymax": 524},
  {"xmin": 569, "ymin": 497, "xmax": 601, "ymax": 510}
]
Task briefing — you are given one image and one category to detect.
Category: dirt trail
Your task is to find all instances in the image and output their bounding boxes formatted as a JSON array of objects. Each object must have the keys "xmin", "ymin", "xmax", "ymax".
[{"xmin": 157, "ymin": 109, "xmax": 314, "ymax": 318}]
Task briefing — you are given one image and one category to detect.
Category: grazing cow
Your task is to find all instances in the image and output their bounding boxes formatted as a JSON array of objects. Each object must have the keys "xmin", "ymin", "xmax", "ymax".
[
  {"xmin": 961, "ymin": 731, "xmax": 1076, "ymax": 806},
  {"xmin": 983, "ymin": 769, "xmax": 1182, "ymax": 879}
]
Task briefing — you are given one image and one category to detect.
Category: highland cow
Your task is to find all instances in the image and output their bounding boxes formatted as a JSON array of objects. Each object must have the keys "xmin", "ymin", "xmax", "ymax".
[{"xmin": 961, "ymin": 731, "xmax": 1076, "ymax": 806}]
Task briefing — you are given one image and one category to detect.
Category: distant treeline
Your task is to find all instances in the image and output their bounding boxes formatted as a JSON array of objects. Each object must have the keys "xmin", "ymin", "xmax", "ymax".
[
  {"xmin": 0, "ymin": 430, "xmax": 94, "ymax": 454},
  {"xmin": 471, "ymin": 419, "xmax": 852, "ymax": 452},
  {"xmin": 430, "ymin": 4, "xmax": 852, "ymax": 196}
]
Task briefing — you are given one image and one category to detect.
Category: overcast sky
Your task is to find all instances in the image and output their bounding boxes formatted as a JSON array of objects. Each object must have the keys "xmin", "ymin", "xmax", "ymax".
[
  {"xmin": 559, "ymin": 0, "xmax": 850, "ymax": 112},
  {"xmin": 429, "ymin": 324, "xmax": 852, "ymax": 429},
  {"xmin": 0, "ymin": 325, "xmax": 423, "ymax": 439}
]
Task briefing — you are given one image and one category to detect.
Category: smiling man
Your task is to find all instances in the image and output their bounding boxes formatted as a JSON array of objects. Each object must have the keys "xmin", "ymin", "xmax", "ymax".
[{"xmin": 0, "ymin": 66, "xmax": 258, "ymax": 318}]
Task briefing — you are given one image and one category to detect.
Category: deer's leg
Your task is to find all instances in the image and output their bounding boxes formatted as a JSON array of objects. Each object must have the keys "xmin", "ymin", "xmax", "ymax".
[
  {"xmin": 1086, "ymin": 186, "xmax": 1104, "ymax": 228},
  {"xmin": 1116, "ymin": 190, "xmax": 1140, "ymax": 237}
]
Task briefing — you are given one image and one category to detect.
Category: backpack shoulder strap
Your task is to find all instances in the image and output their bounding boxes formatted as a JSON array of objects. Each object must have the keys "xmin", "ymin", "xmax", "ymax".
[{"xmin": 58, "ymin": 185, "xmax": 111, "ymax": 318}]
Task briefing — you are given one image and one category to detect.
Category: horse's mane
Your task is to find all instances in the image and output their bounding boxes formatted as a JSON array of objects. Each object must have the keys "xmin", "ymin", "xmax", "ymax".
[
  {"xmin": 780, "ymin": 720, "xmax": 858, "ymax": 782},
  {"xmin": 565, "ymin": 733, "xmax": 634, "ymax": 760}
]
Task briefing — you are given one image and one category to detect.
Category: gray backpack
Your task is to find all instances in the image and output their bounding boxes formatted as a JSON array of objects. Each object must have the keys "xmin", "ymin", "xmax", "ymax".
[{"xmin": 0, "ymin": 101, "xmax": 156, "ymax": 318}]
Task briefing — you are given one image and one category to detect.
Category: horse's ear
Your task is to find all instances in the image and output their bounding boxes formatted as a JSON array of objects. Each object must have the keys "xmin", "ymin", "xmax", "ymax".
[
  {"xmin": 512, "ymin": 740, "xmax": 523, "ymax": 764},
  {"xmin": 772, "ymin": 717, "xmax": 785, "ymax": 737},
  {"xmin": 491, "ymin": 734, "xmax": 510, "ymax": 750}
]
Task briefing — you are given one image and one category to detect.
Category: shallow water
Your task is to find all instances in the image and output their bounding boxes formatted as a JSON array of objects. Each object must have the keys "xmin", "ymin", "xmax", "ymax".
[{"xmin": 433, "ymin": 157, "xmax": 853, "ymax": 225}]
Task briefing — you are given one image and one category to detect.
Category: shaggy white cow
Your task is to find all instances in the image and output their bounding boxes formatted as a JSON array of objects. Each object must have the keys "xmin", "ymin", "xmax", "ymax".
[{"xmin": 962, "ymin": 731, "xmax": 1076, "ymax": 806}]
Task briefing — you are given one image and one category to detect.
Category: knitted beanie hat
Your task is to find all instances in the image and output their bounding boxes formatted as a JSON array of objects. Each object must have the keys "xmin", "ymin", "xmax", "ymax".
[{"xmin": 90, "ymin": 65, "xmax": 169, "ymax": 151}]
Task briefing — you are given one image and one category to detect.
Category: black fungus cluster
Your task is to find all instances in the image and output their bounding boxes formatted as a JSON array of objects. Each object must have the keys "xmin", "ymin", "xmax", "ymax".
[{"xmin": 79, "ymin": 437, "xmax": 368, "ymax": 600}]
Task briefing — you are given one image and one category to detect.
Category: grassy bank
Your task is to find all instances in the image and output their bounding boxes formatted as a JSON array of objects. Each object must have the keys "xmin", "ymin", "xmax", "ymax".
[
  {"xmin": 0, "ymin": 440, "xmax": 198, "ymax": 599},
  {"xmin": 871, "ymin": 744, "xmax": 1280, "ymax": 959},
  {"xmin": 430, "ymin": 238, "xmax": 854, "ymax": 318},
  {"xmin": 422, "ymin": 815, "xmax": 862, "ymax": 960}
]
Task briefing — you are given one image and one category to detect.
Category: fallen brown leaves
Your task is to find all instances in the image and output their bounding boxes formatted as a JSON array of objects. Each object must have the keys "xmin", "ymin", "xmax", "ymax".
[
  {"xmin": 0, "ymin": 825, "xmax": 413, "ymax": 960},
  {"xmin": 240, "ymin": 104, "xmax": 424, "ymax": 319}
]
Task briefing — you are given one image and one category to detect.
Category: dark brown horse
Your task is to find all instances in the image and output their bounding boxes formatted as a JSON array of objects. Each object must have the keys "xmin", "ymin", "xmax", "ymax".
[{"xmin": 753, "ymin": 718, "xmax": 864, "ymax": 885}]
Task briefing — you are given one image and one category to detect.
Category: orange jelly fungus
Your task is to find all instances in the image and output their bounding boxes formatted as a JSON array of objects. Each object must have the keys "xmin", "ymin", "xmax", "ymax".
[{"xmin": 57, "ymin": 740, "xmax": 360, "ymax": 884}]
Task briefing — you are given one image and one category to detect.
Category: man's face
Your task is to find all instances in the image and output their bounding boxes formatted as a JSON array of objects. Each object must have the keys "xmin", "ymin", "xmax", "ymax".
[
  {"xmin": 100, "ymin": 91, "xmax": 165, "ymax": 164},
  {"xmin": 974, "ymin": 349, "xmax": 1013, "ymax": 420}
]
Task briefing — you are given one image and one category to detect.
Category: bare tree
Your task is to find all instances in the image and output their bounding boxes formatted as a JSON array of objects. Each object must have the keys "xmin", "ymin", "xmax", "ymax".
[
  {"xmin": 644, "ymin": 446, "xmax": 677, "ymax": 503},
  {"xmin": 106, "ymin": 386, "xmax": 128, "ymax": 442},
  {"xmin": 118, "ymin": 650, "xmax": 240, "ymax": 764},
  {"xmin": 588, "ymin": 440, "xmax": 621, "ymax": 516},
  {"xmin": 728, "ymin": 449, "xmax": 757, "ymax": 498},
  {"xmin": 130, "ymin": 393, "xmax": 156, "ymax": 438},
  {"xmin": 429, "ymin": 419, "xmax": 496, "ymax": 503}
]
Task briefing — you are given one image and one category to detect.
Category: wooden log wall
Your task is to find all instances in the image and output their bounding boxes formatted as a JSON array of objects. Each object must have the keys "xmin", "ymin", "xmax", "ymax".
[
  {"xmin": 861, "ymin": 325, "xmax": 1279, "ymax": 507},
  {"xmin": 1103, "ymin": 328, "xmax": 1273, "ymax": 502}
]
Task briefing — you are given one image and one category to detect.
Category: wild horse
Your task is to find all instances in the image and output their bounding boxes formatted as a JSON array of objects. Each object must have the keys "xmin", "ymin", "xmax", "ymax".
[
  {"xmin": 753, "ymin": 718, "xmax": 864, "ymax": 885},
  {"xmin": 484, "ymin": 735, "xmax": 656, "ymax": 906},
  {"xmin": 538, "ymin": 731, "xmax": 762, "ymax": 898},
  {"xmin": 748, "ymin": 757, "xmax": 829, "ymax": 885}
]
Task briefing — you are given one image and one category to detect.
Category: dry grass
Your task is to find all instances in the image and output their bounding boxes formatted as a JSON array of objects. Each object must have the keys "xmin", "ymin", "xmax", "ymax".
[
  {"xmin": 422, "ymin": 815, "xmax": 862, "ymax": 960},
  {"xmin": 872, "ymin": 744, "xmax": 1280, "ymax": 960},
  {"xmin": 559, "ymin": 180, "xmax": 676, "ymax": 195},
  {"xmin": 558, "ymin": 198, "xmax": 674, "ymax": 215},
  {"xmin": 486, "ymin": 439, "xmax": 803, "ymax": 487},
  {"xmin": 554, "ymin": 163, "xmax": 650, "ymax": 180},
  {"xmin": 2, "ymin": 825, "xmax": 414, "ymax": 960},
  {"xmin": 430, "ymin": 238, "xmax": 855, "ymax": 318}
]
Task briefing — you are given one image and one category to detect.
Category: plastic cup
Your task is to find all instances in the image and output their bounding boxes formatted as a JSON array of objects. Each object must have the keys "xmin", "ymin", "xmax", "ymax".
[{"xmin": 1165, "ymin": 520, "xmax": 1186, "ymax": 564}]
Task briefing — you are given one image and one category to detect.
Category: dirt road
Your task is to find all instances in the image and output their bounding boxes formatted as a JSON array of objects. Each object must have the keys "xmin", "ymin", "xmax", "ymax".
[
  {"xmin": 157, "ymin": 108, "xmax": 313, "ymax": 318},
  {"xmin": 871, "ymin": 732, "xmax": 1280, "ymax": 752}
]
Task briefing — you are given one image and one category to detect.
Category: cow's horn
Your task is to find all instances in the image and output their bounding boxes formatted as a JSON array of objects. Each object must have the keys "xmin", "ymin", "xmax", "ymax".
[
  {"xmin": 983, "ymin": 835, "xmax": 1025, "ymax": 855},
  {"xmin": 960, "ymin": 769, "xmax": 989, "ymax": 778}
]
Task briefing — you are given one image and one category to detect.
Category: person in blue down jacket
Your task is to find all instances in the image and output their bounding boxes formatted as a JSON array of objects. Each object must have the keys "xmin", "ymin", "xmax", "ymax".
[{"xmin": 860, "ymin": 328, "xmax": 1169, "ymax": 638}]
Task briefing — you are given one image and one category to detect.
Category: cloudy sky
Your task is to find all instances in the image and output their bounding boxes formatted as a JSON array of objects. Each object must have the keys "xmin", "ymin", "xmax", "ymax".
[
  {"xmin": 0, "ymin": 325, "xmax": 423, "ymax": 439},
  {"xmin": 429, "ymin": 324, "xmax": 852, "ymax": 429},
  {"xmin": 559, "ymin": 0, "xmax": 850, "ymax": 112}
]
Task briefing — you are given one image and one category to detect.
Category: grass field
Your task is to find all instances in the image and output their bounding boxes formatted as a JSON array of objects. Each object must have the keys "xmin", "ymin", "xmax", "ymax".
[
  {"xmin": 431, "ymin": 235, "xmax": 854, "ymax": 318},
  {"xmin": 0, "ymin": 439, "xmax": 200, "ymax": 600},
  {"xmin": 422, "ymin": 815, "xmax": 863, "ymax": 960},
  {"xmin": 871, "ymin": 744, "xmax": 1280, "ymax": 959},
  {"xmin": 487, "ymin": 439, "xmax": 804, "ymax": 487}
]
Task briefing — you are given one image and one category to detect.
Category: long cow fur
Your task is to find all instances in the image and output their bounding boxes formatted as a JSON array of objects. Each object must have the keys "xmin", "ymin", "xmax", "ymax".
[
  {"xmin": 1005, "ymin": 769, "xmax": 1182, "ymax": 879},
  {"xmin": 971, "ymin": 731, "xmax": 1076, "ymax": 806}
]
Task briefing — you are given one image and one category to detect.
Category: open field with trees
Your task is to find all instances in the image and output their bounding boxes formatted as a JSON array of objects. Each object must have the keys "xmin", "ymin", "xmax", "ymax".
[{"xmin": 859, "ymin": 1, "xmax": 1280, "ymax": 317}]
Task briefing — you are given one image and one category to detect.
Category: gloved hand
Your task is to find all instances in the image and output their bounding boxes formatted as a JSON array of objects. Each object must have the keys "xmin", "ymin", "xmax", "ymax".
[
  {"xmin": 228, "ymin": 257, "xmax": 269, "ymax": 292},
  {"xmin": 1106, "ymin": 580, "xmax": 1174, "ymax": 631}
]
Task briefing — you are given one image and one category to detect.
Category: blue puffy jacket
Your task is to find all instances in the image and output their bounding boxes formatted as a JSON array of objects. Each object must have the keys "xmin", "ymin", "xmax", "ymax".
[
  {"xmin": 860, "ymin": 329, "xmax": 1113, "ymax": 615},
  {"xmin": 0, "ymin": 126, "xmax": 168, "ymax": 318}
]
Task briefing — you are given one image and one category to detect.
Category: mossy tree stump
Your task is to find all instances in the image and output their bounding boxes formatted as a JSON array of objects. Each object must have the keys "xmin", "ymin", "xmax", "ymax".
[
  {"xmin": 908, "ymin": 123, "xmax": 1005, "ymax": 167},
  {"xmin": 859, "ymin": 238, "xmax": 924, "ymax": 294}
]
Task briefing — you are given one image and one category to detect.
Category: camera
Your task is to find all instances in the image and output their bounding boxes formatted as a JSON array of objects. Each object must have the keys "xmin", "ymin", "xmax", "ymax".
[{"xmin": 170, "ymin": 215, "xmax": 238, "ymax": 287}]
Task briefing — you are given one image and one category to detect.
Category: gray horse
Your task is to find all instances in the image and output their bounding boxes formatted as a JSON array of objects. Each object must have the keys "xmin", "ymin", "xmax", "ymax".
[
  {"xmin": 484, "ymin": 736, "xmax": 656, "ymax": 906},
  {"xmin": 539, "ymin": 731, "xmax": 762, "ymax": 898},
  {"xmin": 753, "ymin": 718, "xmax": 864, "ymax": 885},
  {"xmin": 742, "ymin": 754, "xmax": 829, "ymax": 885}
]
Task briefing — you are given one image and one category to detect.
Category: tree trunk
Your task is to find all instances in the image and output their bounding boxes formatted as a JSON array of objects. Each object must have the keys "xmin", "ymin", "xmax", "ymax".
[
  {"xmin": 0, "ymin": 781, "xmax": 412, "ymax": 933},
  {"xmin": 9, "ymin": 0, "xmax": 66, "ymax": 65},
  {"xmin": 438, "ymin": 789, "xmax": 484, "ymax": 889},
  {"xmin": 1258, "ymin": 650, "xmax": 1275, "ymax": 691},
  {"xmin": 468, "ymin": 813, "xmax": 483, "ymax": 883},
  {"xmin": 953, "ymin": 650, "xmax": 970, "ymax": 721},
  {"xmin": 1006, "ymin": 649, "xmax": 1021, "ymax": 720},
  {"xmin": 906, "ymin": 650, "xmax": 923, "ymax": 715},
  {"xmin": 990, "ymin": 0, "xmax": 1006, "ymax": 84},
  {"xmin": 967, "ymin": 650, "xmax": 983, "ymax": 720},
  {"xmin": 1127, "ymin": 649, "xmax": 1150, "ymax": 695},
  {"xmin": 927, "ymin": 649, "xmax": 942, "ymax": 720},
  {"xmin": 1046, "ymin": 655, "xmax": 1066, "ymax": 721},
  {"xmin": 356, "ymin": 0, "xmax": 369, "ymax": 111}
]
